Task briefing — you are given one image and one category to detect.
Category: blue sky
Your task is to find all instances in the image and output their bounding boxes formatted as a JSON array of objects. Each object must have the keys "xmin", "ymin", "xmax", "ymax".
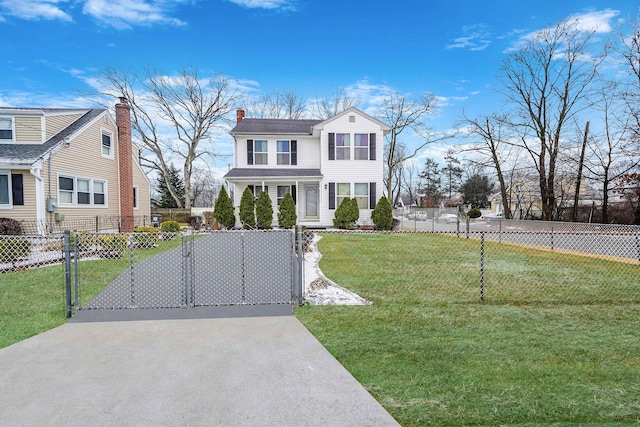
[{"xmin": 1, "ymin": 0, "xmax": 638, "ymax": 172}]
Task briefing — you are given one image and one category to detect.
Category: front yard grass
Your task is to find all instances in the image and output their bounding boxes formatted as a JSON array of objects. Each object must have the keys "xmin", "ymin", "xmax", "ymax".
[
  {"xmin": 294, "ymin": 232, "xmax": 640, "ymax": 426},
  {"xmin": 0, "ymin": 236, "xmax": 184, "ymax": 349}
]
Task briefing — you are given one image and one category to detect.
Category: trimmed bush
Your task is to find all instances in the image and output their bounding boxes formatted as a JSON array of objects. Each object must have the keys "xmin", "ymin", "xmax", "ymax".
[
  {"xmin": 468, "ymin": 208, "xmax": 482, "ymax": 219},
  {"xmin": 70, "ymin": 231, "xmax": 96, "ymax": 252},
  {"xmin": 213, "ymin": 186, "xmax": 236, "ymax": 229},
  {"xmin": 239, "ymin": 187, "xmax": 256, "ymax": 229},
  {"xmin": 333, "ymin": 197, "xmax": 360, "ymax": 229},
  {"xmin": 133, "ymin": 226, "xmax": 159, "ymax": 248},
  {"xmin": 97, "ymin": 234, "xmax": 128, "ymax": 258},
  {"xmin": 371, "ymin": 196, "xmax": 393, "ymax": 230},
  {"xmin": 160, "ymin": 220, "xmax": 181, "ymax": 233},
  {"xmin": 256, "ymin": 191, "xmax": 273, "ymax": 229},
  {"xmin": 0, "ymin": 237, "xmax": 31, "ymax": 266},
  {"xmin": 0, "ymin": 218, "xmax": 22, "ymax": 235},
  {"xmin": 278, "ymin": 192, "xmax": 297, "ymax": 229}
]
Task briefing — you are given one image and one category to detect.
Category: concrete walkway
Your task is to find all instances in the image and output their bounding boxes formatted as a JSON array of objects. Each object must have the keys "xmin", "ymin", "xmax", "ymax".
[{"xmin": 0, "ymin": 312, "xmax": 399, "ymax": 426}]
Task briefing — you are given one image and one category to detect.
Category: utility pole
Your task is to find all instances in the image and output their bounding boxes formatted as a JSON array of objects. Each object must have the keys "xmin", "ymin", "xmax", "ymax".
[{"xmin": 572, "ymin": 121, "xmax": 589, "ymax": 222}]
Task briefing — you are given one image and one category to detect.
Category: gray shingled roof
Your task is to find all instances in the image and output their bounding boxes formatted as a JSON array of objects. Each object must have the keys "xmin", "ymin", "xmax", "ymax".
[
  {"xmin": 224, "ymin": 168, "xmax": 322, "ymax": 179},
  {"xmin": 0, "ymin": 109, "xmax": 105, "ymax": 165},
  {"xmin": 230, "ymin": 118, "xmax": 322, "ymax": 135}
]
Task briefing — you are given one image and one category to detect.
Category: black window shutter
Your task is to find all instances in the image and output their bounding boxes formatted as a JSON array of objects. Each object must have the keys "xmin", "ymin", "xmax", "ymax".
[
  {"xmin": 328, "ymin": 183, "xmax": 335, "ymax": 209},
  {"xmin": 11, "ymin": 174, "xmax": 24, "ymax": 206},
  {"xmin": 291, "ymin": 185, "xmax": 297, "ymax": 204},
  {"xmin": 291, "ymin": 140, "xmax": 297, "ymax": 165},
  {"xmin": 369, "ymin": 133, "xmax": 376, "ymax": 160},
  {"xmin": 328, "ymin": 133, "xmax": 335, "ymax": 160},
  {"xmin": 369, "ymin": 182, "xmax": 376, "ymax": 209},
  {"xmin": 247, "ymin": 140, "xmax": 253, "ymax": 165},
  {"xmin": 248, "ymin": 185, "xmax": 254, "ymax": 196}
]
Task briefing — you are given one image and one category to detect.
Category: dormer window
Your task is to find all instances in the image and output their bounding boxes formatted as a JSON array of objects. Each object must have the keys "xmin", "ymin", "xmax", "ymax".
[{"xmin": 0, "ymin": 117, "xmax": 13, "ymax": 140}]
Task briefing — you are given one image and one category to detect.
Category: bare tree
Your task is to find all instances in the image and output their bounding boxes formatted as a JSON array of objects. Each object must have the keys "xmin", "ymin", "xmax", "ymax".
[
  {"xmin": 459, "ymin": 112, "xmax": 513, "ymax": 219},
  {"xmin": 499, "ymin": 19, "xmax": 603, "ymax": 220},
  {"xmin": 378, "ymin": 92, "xmax": 442, "ymax": 203},
  {"xmin": 245, "ymin": 89, "xmax": 307, "ymax": 119},
  {"xmin": 94, "ymin": 66, "xmax": 239, "ymax": 209},
  {"xmin": 309, "ymin": 87, "xmax": 360, "ymax": 120}
]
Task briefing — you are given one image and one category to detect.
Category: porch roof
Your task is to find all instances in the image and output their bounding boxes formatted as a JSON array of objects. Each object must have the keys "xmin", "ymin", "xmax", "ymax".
[{"xmin": 223, "ymin": 168, "xmax": 322, "ymax": 180}]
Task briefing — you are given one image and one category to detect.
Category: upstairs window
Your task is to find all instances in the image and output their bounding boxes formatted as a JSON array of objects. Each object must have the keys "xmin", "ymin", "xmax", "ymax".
[
  {"xmin": 254, "ymin": 140, "xmax": 268, "ymax": 165},
  {"xmin": 335, "ymin": 134, "xmax": 350, "ymax": 160},
  {"xmin": 354, "ymin": 134, "xmax": 369, "ymax": 160},
  {"xmin": 0, "ymin": 117, "xmax": 13, "ymax": 140},
  {"xmin": 101, "ymin": 130, "xmax": 113, "ymax": 158},
  {"xmin": 277, "ymin": 140, "xmax": 290, "ymax": 165}
]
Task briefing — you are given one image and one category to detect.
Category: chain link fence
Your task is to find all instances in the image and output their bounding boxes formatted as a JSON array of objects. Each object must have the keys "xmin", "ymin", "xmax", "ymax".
[
  {"xmin": 305, "ymin": 222, "xmax": 640, "ymax": 305},
  {"xmin": 1, "ymin": 215, "xmax": 155, "ymax": 235}
]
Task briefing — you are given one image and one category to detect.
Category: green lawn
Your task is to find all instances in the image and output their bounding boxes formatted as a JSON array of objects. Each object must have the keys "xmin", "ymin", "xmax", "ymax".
[
  {"xmin": 294, "ymin": 232, "xmax": 640, "ymax": 426},
  {"xmin": 0, "ymin": 236, "xmax": 184, "ymax": 348}
]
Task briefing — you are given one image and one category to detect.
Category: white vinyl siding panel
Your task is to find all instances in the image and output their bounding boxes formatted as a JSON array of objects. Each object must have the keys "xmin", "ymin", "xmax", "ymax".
[{"xmin": 234, "ymin": 135, "xmax": 320, "ymax": 168}]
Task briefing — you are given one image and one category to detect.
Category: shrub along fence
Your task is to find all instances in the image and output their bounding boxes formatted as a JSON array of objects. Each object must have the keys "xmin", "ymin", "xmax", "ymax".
[{"xmin": 310, "ymin": 222, "xmax": 640, "ymax": 305}]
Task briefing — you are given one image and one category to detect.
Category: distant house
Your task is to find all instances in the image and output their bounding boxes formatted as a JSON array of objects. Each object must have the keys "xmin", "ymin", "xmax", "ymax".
[
  {"xmin": 490, "ymin": 181, "xmax": 543, "ymax": 219},
  {"xmin": 224, "ymin": 107, "xmax": 391, "ymax": 227},
  {"xmin": 0, "ymin": 98, "xmax": 150, "ymax": 234}
]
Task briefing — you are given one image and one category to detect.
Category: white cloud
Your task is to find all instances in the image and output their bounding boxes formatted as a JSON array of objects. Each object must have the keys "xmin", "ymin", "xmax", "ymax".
[
  {"xmin": 227, "ymin": 0, "xmax": 297, "ymax": 10},
  {"xmin": 83, "ymin": 0, "xmax": 187, "ymax": 29},
  {"xmin": 0, "ymin": 0, "xmax": 73, "ymax": 22},
  {"xmin": 447, "ymin": 24, "xmax": 492, "ymax": 51}
]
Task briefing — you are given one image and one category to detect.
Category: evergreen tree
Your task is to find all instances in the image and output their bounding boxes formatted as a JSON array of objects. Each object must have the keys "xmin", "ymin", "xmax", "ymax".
[
  {"xmin": 371, "ymin": 196, "xmax": 393, "ymax": 230},
  {"xmin": 157, "ymin": 164, "xmax": 185, "ymax": 208},
  {"xmin": 255, "ymin": 191, "xmax": 273, "ymax": 229},
  {"xmin": 239, "ymin": 187, "xmax": 256, "ymax": 229},
  {"xmin": 333, "ymin": 197, "xmax": 359, "ymax": 229},
  {"xmin": 212, "ymin": 186, "xmax": 236, "ymax": 229},
  {"xmin": 460, "ymin": 175, "xmax": 494, "ymax": 208},
  {"xmin": 277, "ymin": 192, "xmax": 297, "ymax": 228}
]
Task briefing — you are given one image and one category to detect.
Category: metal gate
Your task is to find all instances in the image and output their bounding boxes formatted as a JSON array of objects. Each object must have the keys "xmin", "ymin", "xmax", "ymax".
[{"xmin": 68, "ymin": 229, "xmax": 303, "ymax": 314}]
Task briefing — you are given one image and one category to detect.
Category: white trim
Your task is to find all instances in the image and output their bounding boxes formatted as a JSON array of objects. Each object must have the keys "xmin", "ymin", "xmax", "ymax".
[
  {"xmin": 57, "ymin": 172, "xmax": 108, "ymax": 208},
  {"xmin": 0, "ymin": 170, "xmax": 12, "ymax": 208},
  {"xmin": 100, "ymin": 128, "xmax": 114, "ymax": 159},
  {"xmin": 0, "ymin": 116, "xmax": 15, "ymax": 142}
]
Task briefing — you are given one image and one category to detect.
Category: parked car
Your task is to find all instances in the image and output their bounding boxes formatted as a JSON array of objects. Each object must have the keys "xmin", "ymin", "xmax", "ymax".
[
  {"xmin": 484, "ymin": 212, "xmax": 503, "ymax": 220},
  {"xmin": 436, "ymin": 214, "xmax": 458, "ymax": 224},
  {"xmin": 408, "ymin": 211, "xmax": 428, "ymax": 221}
]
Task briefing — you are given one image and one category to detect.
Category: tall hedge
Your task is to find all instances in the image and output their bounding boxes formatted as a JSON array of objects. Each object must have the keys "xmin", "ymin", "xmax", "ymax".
[
  {"xmin": 371, "ymin": 196, "xmax": 393, "ymax": 230},
  {"xmin": 277, "ymin": 192, "xmax": 297, "ymax": 228},
  {"xmin": 333, "ymin": 197, "xmax": 359, "ymax": 229},
  {"xmin": 239, "ymin": 187, "xmax": 256, "ymax": 229},
  {"xmin": 213, "ymin": 186, "xmax": 236, "ymax": 229},
  {"xmin": 256, "ymin": 191, "xmax": 273, "ymax": 229}
]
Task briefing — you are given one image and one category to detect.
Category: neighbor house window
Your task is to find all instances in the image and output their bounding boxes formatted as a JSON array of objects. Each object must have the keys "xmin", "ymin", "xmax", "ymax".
[
  {"xmin": 58, "ymin": 175, "xmax": 107, "ymax": 206},
  {"xmin": 254, "ymin": 140, "xmax": 268, "ymax": 165},
  {"xmin": 0, "ymin": 172, "xmax": 10, "ymax": 207},
  {"xmin": 354, "ymin": 183, "xmax": 369, "ymax": 209},
  {"xmin": 133, "ymin": 186, "xmax": 139, "ymax": 209},
  {"xmin": 0, "ymin": 117, "xmax": 13, "ymax": 140},
  {"xmin": 336, "ymin": 183, "xmax": 351, "ymax": 207},
  {"xmin": 335, "ymin": 134, "xmax": 350, "ymax": 160},
  {"xmin": 101, "ymin": 130, "xmax": 113, "ymax": 158},
  {"xmin": 354, "ymin": 134, "xmax": 369, "ymax": 160},
  {"xmin": 277, "ymin": 140, "xmax": 290, "ymax": 165}
]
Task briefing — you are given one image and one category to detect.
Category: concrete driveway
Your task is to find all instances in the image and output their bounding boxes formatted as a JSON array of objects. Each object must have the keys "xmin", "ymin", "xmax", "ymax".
[{"xmin": 0, "ymin": 312, "xmax": 399, "ymax": 426}]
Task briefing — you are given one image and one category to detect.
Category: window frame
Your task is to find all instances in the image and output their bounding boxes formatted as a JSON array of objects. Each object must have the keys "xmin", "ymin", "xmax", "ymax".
[
  {"xmin": 354, "ymin": 134, "xmax": 369, "ymax": 160},
  {"xmin": 0, "ymin": 116, "xmax": 13, "ymax": 141},
  {"xmin": 101, "ymin": 129, "xmax": 114, "ymax": 159},
  {"xmin": 354, "ymin": 183, "xmax": 369, "ymax": 209},
  {"xmin": 276, "ymin": 140, "xmax": 291, "ymax": 165},
  {"xmin": 335, "ymin": 133, "xmax": 351, "ymax": 160},
  {"xmin": 58, "ymin": 174, "xmax": 107, "ymax": 207},
  {"xmin": 253, "ymin": 140, "xmax": 268, "ymax": 165},
  {"xmin": 336, "ymin": 182, "xmax": 351, "ymax": 208},
  {"xmin": 0, "ymin": 171, "xmax": 11, "ymax": 208}
]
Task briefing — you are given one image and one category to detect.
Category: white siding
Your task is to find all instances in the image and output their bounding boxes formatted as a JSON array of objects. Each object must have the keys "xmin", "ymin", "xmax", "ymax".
[{"xmin": 234, "ymin": 134, "xmax": 320, "ymax": 169}]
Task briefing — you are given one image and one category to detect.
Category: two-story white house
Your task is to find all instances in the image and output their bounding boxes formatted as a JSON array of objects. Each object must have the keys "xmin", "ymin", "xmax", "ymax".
[{"xmin": 224, "ymin": 107, "xmax": 391, "ymax": 228}]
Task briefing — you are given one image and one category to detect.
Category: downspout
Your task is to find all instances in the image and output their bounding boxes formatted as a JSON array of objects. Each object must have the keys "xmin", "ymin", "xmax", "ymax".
[
  {"xmin": 29, "ymin": 159, "xmax": 45, "ymax": 235},
  {"xmin": 48, "ymin": 155, "xmax": 53, "ymax": 233}
]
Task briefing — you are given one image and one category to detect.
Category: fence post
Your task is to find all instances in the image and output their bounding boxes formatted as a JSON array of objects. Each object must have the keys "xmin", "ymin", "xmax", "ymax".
[
  {"xmin": 295, "ymin": 226, "xmax": 304, "ymax": 305},
  {"xmin": 480, "ymin": 232, "xmax": 485, "ymax": 302},
  {"xmin": 466, "ymin": 216, "xmax": 470, "ymax": 239},
  {"xmin": 73, "ymin": 229, "xmax": 79, "ymax": 311},
  {"xmin": 550, "ymin": 225, "xmax": 554, "ymax": 251},
  {"xmin": 635, "ymin": 227, "xmax": 640, "ymax": 263},
  {"xmin": 183, "ymin": 230, "xmax": 193, "ymax": 307},
  {"xmin": 64, "ymin": 230, "xmax": 72, "ymax": 318}
]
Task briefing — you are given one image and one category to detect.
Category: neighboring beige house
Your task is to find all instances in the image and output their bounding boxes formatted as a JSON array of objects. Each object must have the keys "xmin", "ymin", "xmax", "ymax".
[
  {"xmin": 0, "ymin": 98, "xmax": 150, "ymax": 234},
  {"xmin": 490, "ymin": 181, "xmax": 543, "ymax": 219},
  {"xmin": 224, "ymin": 107, "xmax": 391, "ymax": 227}
]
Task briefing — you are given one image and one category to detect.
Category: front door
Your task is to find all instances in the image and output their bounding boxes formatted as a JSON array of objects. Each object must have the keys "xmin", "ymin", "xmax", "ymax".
[{"xmin": 305, "ymin": 185, "xmax": 318, "ymax": 218}]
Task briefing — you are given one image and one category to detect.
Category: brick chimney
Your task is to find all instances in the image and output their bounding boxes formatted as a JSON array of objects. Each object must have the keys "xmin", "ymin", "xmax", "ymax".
[
  {"xmin": 115, "ymin": 97, "xmax": 134, "ymax": 232},
  {"xmin": 236, "ymin": 108, "xmax": 245, "ymax": 124}
]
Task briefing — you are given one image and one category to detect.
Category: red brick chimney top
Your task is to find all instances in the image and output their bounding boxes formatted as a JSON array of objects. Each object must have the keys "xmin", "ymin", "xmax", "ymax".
[{"xmin": 236, "ymin": 108, "xmax": 245, "ymax": 124}]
